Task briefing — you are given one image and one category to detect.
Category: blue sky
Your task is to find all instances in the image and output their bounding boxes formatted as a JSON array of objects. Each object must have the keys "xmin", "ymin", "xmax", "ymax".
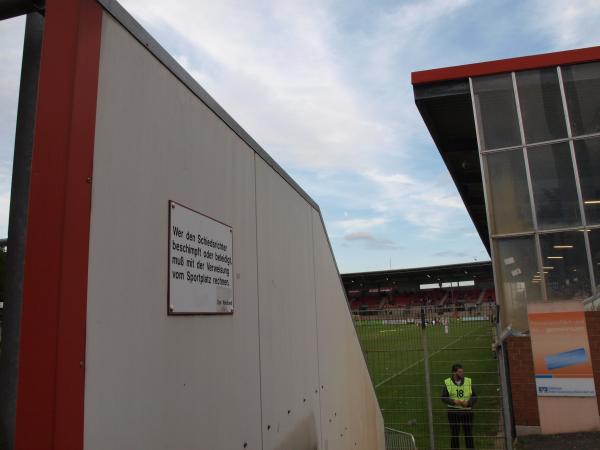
[{"xmin": 1, "ymin": 0, "xmax": 600, "ymax": 273}]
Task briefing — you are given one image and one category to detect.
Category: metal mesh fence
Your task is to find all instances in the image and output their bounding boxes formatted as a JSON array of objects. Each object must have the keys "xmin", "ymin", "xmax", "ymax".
[{"xmin": 354, "ymin": 303, "xmax": 508, "ymax": 450}]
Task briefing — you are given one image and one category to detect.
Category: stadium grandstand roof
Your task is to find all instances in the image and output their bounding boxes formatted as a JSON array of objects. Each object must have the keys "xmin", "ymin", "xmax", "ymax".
[
  {"xmin": 341, "ymin": 260, "xmax": 492, "ymax": 286},
  {"xmin": 411, "ymin": 45, "xmax": 600, "ymax": 254}
]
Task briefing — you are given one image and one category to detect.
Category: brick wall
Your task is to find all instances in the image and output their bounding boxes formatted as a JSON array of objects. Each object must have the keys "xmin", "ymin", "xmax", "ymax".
[
  {"xmin": 506, "ymin": 336, "xmax": 540, "ymax": 426},
  {"xmin": 585, "ymin": 311, "xmax": 600, "ymax": 414}
]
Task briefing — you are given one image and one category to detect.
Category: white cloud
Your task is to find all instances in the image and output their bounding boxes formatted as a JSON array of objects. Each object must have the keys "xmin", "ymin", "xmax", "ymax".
[
  {"xmin": 120, "ymin": 0, "xmax": 393, "ymax": 171},
  {"xmin": 0, "ymin": 17, "xmax": 23, "ymax": 95},
  {"xmin": 531, "ymin": 0, "xmax": 600, "ymax": 49},
  {"xmin": 363, "ymin": 169, "xmax": 465, "ymax": 235},
  {"xmin": 344, "ymin": 231, "xmax": 400, "ymax": 250},
  {"xmin": 0, "ymin": 17, "xmax": 24, "ymax": 158},
  {"xmin": 369, "ymin": 0, "xmax": 473, "ymax": 74},
  {"xmin": 0, "ymin": 16, "xmax": 25, "ymax": 238},
  {"xmin": 0, "ymin": 162, "xmax": 12, "ymax": 236},
  {"xmin": 324, "ymin": 168, "xmax": 468, "ymax": 241},
  {"xmin": 334, "ymin": 216, "xmax": 388, "ymax": 233}
]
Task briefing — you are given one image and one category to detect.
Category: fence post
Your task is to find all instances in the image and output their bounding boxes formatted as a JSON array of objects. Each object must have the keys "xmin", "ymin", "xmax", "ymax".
[
  {"xmin": 495, "ymin": 304, "xmax": 514, "ymax": 450},
  {"xmin": 421, "ymin": 307, "xmax": 435, "ymax": 450}
]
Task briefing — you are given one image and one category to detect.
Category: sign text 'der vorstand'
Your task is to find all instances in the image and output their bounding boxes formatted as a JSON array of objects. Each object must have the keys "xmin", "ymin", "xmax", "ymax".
[{"xmin": 168, "ymin": 201, "xmax": 234, "ymax": 314}]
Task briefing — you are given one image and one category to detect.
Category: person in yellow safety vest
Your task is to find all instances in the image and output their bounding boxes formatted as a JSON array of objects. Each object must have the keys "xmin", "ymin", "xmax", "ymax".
[{"xmin": 441, "ymin": 363, "xmax": 477, "ymax": 449}]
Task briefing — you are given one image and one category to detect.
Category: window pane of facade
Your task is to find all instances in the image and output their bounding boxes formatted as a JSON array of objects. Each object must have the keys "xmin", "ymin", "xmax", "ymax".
[
  {"xmin": 539, "ymin": 231, "xmax": 591, "ymax": 301},
  {"xmin": 574, "ymin": 137, "xmax": 600, "ymax": 225},
  {"xmin": 472, "ymin": 74, "xmax": 521, "ymax": 150},
  {"xmin": 516, "ymin": 68, "xmax": 567, "ymax": 144},
  {"xmin": 562, "ymin": 62, "xmax": 600, "ymax": 136},
  {"xmin": 527, "ymin": 142, "xmax": 581, "ymax": 229},
  {"xmin": 493, "ymin": 236, "xmax": 541, "ymax": 332},
  {"xmin": 484, "ymin": 150, "xmax": 533, "ymax": 234},
  {"xmin": 588, "ymin": 228, "xmax": 600, "ymax": 293}
]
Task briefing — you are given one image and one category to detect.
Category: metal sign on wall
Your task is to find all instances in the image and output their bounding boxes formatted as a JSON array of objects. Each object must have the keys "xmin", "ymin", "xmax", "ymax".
[
  {"xmin": 528, "ymin": 302, "xmax": 595, "ymax": 397},
  {"xmin": 168, "ymin": 200, "xmax": 234, "ymax": 314}
]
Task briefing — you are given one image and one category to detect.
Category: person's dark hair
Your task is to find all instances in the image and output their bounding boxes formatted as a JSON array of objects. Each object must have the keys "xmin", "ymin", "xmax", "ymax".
[{"xmin": 451, "ymin": 363, "xmax": 463, "ymax": 373}]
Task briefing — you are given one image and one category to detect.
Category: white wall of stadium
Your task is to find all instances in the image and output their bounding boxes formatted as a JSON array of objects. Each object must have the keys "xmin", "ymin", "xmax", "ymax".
[{"xmin": 82, "ymin": 10, "xmax": 384, "ymax": 450}]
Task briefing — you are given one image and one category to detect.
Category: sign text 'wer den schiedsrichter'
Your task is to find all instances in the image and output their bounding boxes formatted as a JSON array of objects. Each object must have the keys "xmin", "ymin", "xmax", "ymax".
[{"xmin": 169, "ymin": 201, "xmax": 233, "ymax": 314}]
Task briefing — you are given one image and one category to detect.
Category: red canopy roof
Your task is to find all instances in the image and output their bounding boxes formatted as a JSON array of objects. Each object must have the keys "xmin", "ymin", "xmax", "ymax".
[{"xmin": 412, "ymin": 45, "xmax": 600, "ymax": 85}]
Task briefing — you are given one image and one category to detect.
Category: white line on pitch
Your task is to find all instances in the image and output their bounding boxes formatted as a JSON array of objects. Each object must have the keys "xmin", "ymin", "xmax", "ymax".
[{"xmin": 374, "ymin": 325, "xmax": 485, "ymax": 389}]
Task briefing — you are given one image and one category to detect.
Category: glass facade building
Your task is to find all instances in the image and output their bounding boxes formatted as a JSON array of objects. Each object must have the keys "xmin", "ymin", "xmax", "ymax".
[
  {"xmin": 413, "ymin": 51, "xmax": 600, "ymax": 332},
  {"xmin": 472, "ymin": 63, "xmax": 600, "ymax": 330}
]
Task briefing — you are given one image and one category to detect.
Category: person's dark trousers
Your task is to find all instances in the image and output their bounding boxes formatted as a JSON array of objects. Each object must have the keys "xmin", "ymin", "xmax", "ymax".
[{"xmin": 448, "ymin": 409, "xmax": 474, "ymax": 449}]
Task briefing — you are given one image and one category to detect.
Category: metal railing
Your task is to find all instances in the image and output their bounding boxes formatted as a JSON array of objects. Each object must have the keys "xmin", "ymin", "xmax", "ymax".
[{"xmin": 385, "ymin": 427, "xmax": 417, "ymax": 450}]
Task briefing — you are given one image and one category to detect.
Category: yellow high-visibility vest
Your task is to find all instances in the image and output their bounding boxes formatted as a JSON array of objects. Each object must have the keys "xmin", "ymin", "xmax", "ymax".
[{"xmin": 445, "ymin": 377, "xmax": 472, "ymax": 409}]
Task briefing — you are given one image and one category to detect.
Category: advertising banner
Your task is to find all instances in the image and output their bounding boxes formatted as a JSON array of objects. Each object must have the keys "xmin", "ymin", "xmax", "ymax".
[{"xmin": 528, "ymin": 303, "xmax": 595, "ymax": 397}]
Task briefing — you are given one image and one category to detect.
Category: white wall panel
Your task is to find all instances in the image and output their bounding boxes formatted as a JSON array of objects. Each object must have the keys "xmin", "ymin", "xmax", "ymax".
[
  {"xmin": 312, "ymin": 210, "xmax": 386, "ymax": 450},
  {"xmin": 85, "ymin": 9, "xmax": 384, "ymax": 450},
  {"xmin": 85, "ymin": 14, "xmax": 261, "ymax": 450},
  {"xmin": 255, "ymin": 157, "xmax": 321, "ymax": 450}
]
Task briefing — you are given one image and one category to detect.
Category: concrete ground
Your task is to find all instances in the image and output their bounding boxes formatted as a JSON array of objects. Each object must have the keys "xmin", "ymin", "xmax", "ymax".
[{"xmin": 514, "ymin": 432, "xmax": 600, "ymax": 450}]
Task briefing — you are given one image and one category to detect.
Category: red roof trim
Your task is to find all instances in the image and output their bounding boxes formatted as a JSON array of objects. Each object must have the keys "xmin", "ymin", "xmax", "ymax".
[{"xmin": 411, "ymin": 45, "xmax": 600, "ymax": 85}]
